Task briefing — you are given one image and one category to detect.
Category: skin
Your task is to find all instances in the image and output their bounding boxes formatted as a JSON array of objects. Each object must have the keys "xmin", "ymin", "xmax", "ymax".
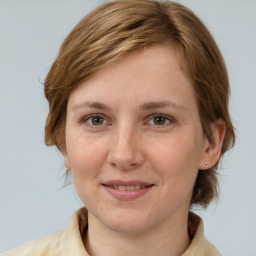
[{"xmin": 64, "ymin": 44, "xmax": 225, "ymax": 256}]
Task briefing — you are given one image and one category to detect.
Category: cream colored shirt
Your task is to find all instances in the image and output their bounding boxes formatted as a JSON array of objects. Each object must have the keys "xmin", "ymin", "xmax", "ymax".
[{"xmin": 3, "ymin": 208, "xmax": 220, "ymax": 256}]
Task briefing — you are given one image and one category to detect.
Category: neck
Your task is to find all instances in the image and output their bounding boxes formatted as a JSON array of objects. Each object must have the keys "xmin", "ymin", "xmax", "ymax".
[{"xmin": 84, "ymin": 212, "xmax": 190, "ymax": 256}]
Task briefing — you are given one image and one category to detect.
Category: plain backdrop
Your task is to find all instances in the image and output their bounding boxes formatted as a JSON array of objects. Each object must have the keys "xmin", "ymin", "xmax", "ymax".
[{"xmin": 0, "ymin": 0, "xmax": 255, "ymax": 255}]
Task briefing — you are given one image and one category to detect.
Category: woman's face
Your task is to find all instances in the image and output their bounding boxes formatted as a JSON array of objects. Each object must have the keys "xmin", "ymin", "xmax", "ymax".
[{"xmin": 64, "ymin": 44, "xmax": 210, "ymax": 234}]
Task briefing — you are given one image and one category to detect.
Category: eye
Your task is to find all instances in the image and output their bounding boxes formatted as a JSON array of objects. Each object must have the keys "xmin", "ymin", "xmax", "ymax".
[
  {"xmin": 148, "ymin": 114, "xmax": 174, "ymax": 126},
  {"xmin": 84, "ymin": 115, "xmax": 108, "ymax": 126}
]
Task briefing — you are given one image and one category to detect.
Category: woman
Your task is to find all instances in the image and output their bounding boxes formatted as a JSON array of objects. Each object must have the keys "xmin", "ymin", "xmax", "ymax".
[{"xmin": 3, "ymin": 0, "xmax": 235, "ymax": 255}]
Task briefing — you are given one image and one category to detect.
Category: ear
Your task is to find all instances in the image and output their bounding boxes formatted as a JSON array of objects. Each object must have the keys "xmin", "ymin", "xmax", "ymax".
[
  {"xmin": 59, "ymin": 139, "xmax": 71, "ymax": 170},
  {"xmin": 199, "ymin": 119, "xmax": 226, "ymax": 170},
  {"xmin": 63, "ymin": 151, "xmax": 71, "ymax": 170},
  {"xmin": 58, "ymin": 134, "xmax": 71, "ymax": 170}
]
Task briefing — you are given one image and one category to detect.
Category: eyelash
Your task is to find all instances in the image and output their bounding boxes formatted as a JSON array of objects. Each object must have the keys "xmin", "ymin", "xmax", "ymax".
[
  {"xmin": 148, "ymin": 114, "xmax": 175, "ymax": 126},
  {"xmin": 82, "ymin": 114, "xmax": 109, "ymax": 126},
  {"xmin": 81, "ymin": 113, "xmax": 175, "ymax": 127}
]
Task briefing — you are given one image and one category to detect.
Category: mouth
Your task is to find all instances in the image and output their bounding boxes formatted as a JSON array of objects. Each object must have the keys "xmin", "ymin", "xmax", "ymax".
[
  {"xmin": 103, "ymin": 184, "xmax": 154, "ymax": 191},
  {"xmin": 102, "ymin": 180, "xmax": 154, "ymax": 200}
]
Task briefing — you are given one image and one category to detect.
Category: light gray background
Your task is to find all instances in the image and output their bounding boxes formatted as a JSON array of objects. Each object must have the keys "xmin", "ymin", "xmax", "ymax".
[{"xmin": 0, "ymin": 0, "xmax": 255, "ymax": 255}]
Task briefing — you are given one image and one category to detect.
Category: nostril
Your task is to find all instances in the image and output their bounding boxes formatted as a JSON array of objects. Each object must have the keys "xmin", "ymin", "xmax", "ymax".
[
  {"xmin": 107, "ymin": 143, "xmax": 145, "ymax": 170},
  {"xmin": 115, "ymin": 164, "xmax": 125, "ymax": 170}
]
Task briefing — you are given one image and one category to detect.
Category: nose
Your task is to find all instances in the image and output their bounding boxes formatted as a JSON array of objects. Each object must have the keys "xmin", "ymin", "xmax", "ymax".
[{"xmin": 107, "ymin": 124, "xmax": 145, "ymax": 170}]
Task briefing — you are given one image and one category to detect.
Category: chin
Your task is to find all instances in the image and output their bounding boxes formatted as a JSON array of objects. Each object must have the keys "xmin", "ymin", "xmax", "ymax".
[
  {"xmin": 107, "ymin": 220, "xmax": 151, "ymax": 235},
  {"xmin": 100, "ymin": 209, "xmax": 153, "ymax": 235}
]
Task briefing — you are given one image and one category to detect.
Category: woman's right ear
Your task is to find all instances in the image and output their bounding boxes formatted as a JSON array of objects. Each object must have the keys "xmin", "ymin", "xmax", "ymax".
[
  {"xmin": 60, "ymin": 140, "xmax": 71, "ymax": 170},
  {"xmin": 63, "ymin": 153, "xmax": 71, "ymax": 170}
]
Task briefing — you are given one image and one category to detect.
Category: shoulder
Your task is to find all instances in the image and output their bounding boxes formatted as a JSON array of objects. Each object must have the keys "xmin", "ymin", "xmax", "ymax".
[
  {"xmin": 183, "ymin": 212, "xmax": 221, "ymax": 256},
  {"xmin": 2, "ymin": 208, "xmax": 89, "ymax": 256},
  {"xmin": 2, "ymin": 231, "xmax": 63, "ymax": 256}
]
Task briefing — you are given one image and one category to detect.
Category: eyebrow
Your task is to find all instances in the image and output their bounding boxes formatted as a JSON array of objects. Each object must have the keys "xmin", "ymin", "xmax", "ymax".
[
  {"xmin": 140, "ymin": 101, "xmax": 188, "ymax": 112},
  {"xmin": 72, "ymin": 101, "xmax": 112, "ymax": 111},
  {"xmin": 71, "ymin": 100, "xmax": 187, "ymax": 112}
]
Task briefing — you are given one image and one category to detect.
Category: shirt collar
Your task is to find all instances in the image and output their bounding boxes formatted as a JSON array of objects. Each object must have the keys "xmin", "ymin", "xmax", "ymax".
[{"xmin": 61, "ymin": 208, "xmax": 220, "ymax": 256}]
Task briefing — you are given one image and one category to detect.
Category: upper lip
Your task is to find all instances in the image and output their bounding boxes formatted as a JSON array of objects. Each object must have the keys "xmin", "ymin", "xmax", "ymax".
[{"xmin": 102, "ymin": 180, "xmax": 153, "ymax": 186}]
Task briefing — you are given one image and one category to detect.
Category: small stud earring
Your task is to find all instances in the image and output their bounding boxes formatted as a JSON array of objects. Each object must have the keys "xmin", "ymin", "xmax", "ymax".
[{"xmin": 204, "ymin": 161, "xmax": 208, "ymax": 166}]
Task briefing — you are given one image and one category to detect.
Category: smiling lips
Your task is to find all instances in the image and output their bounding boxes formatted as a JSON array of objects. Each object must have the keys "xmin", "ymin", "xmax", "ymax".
[
  {"xmin": 102, "ymin": 180, "xmax": 154, "ymax": 200},
  {"xmin": 108, "ymin": 185, "xmax": 148, "ymax": 190}
]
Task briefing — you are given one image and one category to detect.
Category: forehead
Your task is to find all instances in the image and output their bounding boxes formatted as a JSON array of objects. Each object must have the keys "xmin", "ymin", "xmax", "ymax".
[{"xmin": 68, "ymin": 44, "xmax": 196, "ymax": 112}]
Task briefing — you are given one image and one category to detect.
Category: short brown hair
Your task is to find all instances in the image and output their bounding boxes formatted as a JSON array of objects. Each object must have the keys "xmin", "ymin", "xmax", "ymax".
[{"xmin": 44, "ymin": 0, "xmax": 235, "ymax": 208}]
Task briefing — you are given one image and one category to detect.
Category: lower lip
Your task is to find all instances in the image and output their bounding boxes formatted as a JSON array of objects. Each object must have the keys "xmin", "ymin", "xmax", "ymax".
[{"xmin": 103, "ymin": 185, "xmax": 154, "ymax": 201}]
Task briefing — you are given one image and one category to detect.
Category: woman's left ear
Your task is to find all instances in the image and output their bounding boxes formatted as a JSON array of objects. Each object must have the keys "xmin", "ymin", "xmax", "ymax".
[{"xmin": 199, "ymin": 119, "xmax": 226, "ymax": 170}]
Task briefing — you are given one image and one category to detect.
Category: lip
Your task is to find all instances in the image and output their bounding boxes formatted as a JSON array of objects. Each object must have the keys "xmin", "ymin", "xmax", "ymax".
[
  {"xmin": 102, "ymin": 180, "xmax": 154, "ymax": 201},
  {"xmin": 103, "ymin": 179, "xmax": 153, "ymax": 186}
]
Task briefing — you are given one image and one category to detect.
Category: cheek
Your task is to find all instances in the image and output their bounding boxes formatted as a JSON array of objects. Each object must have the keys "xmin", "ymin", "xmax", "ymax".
[
  {"xmin": 147, "ymin": 131, "xmax": 202, "ymax": 186},
  {"xmin": 147, "ymin": 136, "xmax": 201, "ymax": 210},
  {"xmin": 65, "ymin": 131, "xmax": 110, "ymax": 180},
  {"xmin": 65, "ymin": 134, "xmax": 109, "ymax": 204}
]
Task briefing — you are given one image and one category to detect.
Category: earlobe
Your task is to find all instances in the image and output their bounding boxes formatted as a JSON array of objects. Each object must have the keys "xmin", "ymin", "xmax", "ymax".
[
  {"xmin": 199, "ymin": 119, "xmax": 226, "ymax": 170},
  {"xmin": 64, "ymin": 154, "xmax": 71, "ymax": 170},
  {"xmin": 61, "ymin": 143, "xmax": 71, "ymax": 170}
]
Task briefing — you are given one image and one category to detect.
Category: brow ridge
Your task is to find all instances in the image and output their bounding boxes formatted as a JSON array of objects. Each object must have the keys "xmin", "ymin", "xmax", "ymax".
[{"xmin": 72, "ymin": 100, "xmax": 187, "ymax": 112}]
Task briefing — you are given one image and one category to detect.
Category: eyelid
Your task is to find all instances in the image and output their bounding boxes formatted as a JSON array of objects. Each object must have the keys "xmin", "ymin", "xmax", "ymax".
[
  {"xmin": 146, "ymin": 113, "xmax": 176, "ymax": 125},
  {"xmin": 81, "ymin": 113, "xmax": 110, "ymax": 126},
  {"xmin": 80, "ymin": 113, "xmax": 175, "ymax": 127}
]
